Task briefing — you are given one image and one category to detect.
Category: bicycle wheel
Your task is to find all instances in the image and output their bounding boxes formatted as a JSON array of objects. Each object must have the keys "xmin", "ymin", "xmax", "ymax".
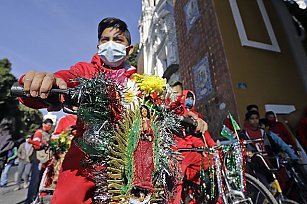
[
  {"xmin": 244, "ymin": 173, "xmax": 278, "ymax": 204},
  {"xmin": 280, "ymin": 199, "xmax": 300, "ymax": 204}
]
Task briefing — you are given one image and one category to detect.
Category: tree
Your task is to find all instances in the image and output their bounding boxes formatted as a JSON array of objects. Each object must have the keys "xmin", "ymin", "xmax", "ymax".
[
  {"xmin": 0, "ymin": 58, "xmax": 18, "ymax": 118},
  {"xmin": 18, "ymin": 104, "xmax": 43, "ymax": 136},
  {"xmin": 0, "ymin": 58, "xmax": 43, "ymax": 139},
  {"xmin": 126, "ymin": 43, "xmax": 139, "ymax": 67}
]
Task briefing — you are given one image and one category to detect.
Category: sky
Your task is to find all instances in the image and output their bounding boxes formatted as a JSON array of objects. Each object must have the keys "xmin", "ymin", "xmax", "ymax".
[{"xmin": 0, "ymin": 0, "xmax": 142, "ymax": 120}]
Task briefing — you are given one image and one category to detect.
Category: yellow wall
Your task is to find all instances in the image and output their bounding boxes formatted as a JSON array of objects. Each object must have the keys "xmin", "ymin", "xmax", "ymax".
[{"xmin": 214, "ymin": 0, "xmax": 307, "ymax": 126}]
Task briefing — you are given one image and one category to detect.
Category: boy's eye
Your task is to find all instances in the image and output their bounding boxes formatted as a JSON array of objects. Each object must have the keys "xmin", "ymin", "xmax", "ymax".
[
  {"xmin": 114, "ymin": 37, "xmax": 124, "ymax": 43},
  {"xmin": 100, "ymin": 37, "xmax": 109, "ymax": 43}
]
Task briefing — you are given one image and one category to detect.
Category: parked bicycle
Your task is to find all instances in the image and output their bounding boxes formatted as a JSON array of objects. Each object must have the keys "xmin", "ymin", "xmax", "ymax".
[
  {"xmin": 178, "ymin": 140, "xmax": 278, "ymax": 204},
  {"xmin": 274, "ymin": 155, "xmax": 307, "ymax": 204}
]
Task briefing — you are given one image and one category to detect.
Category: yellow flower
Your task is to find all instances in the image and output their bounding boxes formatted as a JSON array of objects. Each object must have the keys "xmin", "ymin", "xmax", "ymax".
[
  {"xmin": 124, "ymin": 90, "xmax": 134, "ymax": 102},
  {"xmin": 132, "ymin": 74, "xmax": 166, "ymax": 96},
  {"xmin": 60, "ymin": 136, "xmax": 66, "ymax": 143}
]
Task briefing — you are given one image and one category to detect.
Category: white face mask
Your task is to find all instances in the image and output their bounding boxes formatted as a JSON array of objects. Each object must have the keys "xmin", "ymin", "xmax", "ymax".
[{"xmin": 98, "ymin": 41, "xmax": 128, "ymax": 68}]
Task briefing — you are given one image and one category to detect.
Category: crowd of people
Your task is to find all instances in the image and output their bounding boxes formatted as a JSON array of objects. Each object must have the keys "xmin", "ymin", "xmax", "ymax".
[
  {"xmin": 0, "ymin": 115, "xmax": 77, "ymax": 204},
  {"xmin": 0, "ymin": 16, "xmax": 306, "ymax": 204}
]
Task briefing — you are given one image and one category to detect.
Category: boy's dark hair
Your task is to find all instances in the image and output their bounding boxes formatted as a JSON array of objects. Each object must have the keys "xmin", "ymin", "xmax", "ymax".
[
  {"xmin": 259, "ymin": 118, "xmax": 269, "ymax": 127},
  {"xmin": 170, "ymin": 81, "xmax": 183, "ymax": 88},
  {"xmin": 245, "ymin": 110, "xmax": 260, "ymax": 120},
  {"xmin": 186, "ymin": 91, "xmax": 194, "ymax": 99},
  {"xmin": 246, "ymin": 104, "xmax": 259, "ymax": 112},
  {"xmin": 265, "ymin": 111, "xmax": 275, "ymax": 117},
  {"xmin": 98, "ymin": 17, "xmax": 131, "ymax": 45},
  {"xmin": 43, "ymin": 119, "xmax": 53, "ymax": 125}
]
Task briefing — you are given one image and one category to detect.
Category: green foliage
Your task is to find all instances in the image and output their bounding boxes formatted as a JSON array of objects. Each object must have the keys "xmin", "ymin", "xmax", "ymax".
[
  {"xmin": 18, "ymin": 104, "xmax": 43, "ymax": 136},
  {"xmin": 126, "ymin": 43, "xmax": 139, "ymax": 67},
  {"xmin": 0, "ymin": 58, "xmax": 18, "ymax": 117},
  {"xmin": 48, "ymin": 131, "xmax": 72, "ymax": 154},
  {"xmin": 0, "ymin": 58, "xmax": 43, "ymax": 138}
]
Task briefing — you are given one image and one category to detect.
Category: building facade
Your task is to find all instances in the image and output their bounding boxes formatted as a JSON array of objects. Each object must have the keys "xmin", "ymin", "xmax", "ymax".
[
  {"xmin": 172, "ymin": 0, "xmax": 307, "ymax": 137},
  {"xmin": 138, "ymin": 0, "xmax": 181, "ymax": 82}
]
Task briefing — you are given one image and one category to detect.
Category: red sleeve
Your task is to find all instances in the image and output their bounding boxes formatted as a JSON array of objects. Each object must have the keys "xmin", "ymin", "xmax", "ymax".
[
  {"xmin": 30, "ymin": 129, "xmax": 43, "ymax": 149},
  {"xmin": 33, "ymin": 130, "xmax": 43, "ymax": 142},
  {"xmin": 53, "ymin": 117, "xmax": 65, "ymax": 136},
  {"xmin": 297, "ymin": 119, "xmax": 307, "ymax": 147},
  {"xmin": 203, "ymin": 131, "xmax": 216, "ymax": 147},
  {"xmin": 282, "ymin": 124, "xmax": 297, "ymax": 148}
]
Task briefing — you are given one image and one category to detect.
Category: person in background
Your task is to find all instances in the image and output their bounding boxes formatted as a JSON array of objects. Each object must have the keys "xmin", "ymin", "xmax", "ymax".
[
  {"xmin": 259, "ymin": 118, "xmax": 299, "ymax": 160},
  {"xmin": 244, "ymin": 104, "xmax": 259, "ymax": 129},
  {"xmin": 0, "ymin": 116, "xmax": 15, "ymax": 182},
  {"xmin": 240, "ymin": 111, "xmax": 274, "ymax": 188},
  {"xmin": 52, "ymin": 106, "xmax": 78, "ymax": 139},
  {"xmin": 246, "ymin": 104, "xmax": 259, "ymax": 112},
  {"xmin": 0, "ymin": 145, "xmax": 17, "ymax": 187},
  {"xmin": 14, "ymin": 135, "xmax": 33, "ymax": 190},
  {"xmin": 52, "ymin": 113, "xmax": 77, "ymax": 139},
  {"xmin": 296, "ymin": 107, "xmax": 307, "ymax": 152},
  {"xmin": 265, "ymin": 111, "xmax": 298, "ymax": 149},
  {"xmin": 25, "ymin": 119, "xmax": 53, "ymax": 204},
  {"xmin": 170, "ymin": 81, "xmax": 219, "ymax": 204}
]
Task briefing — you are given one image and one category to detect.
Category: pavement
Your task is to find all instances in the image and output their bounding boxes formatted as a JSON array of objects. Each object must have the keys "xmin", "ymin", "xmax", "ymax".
[{"xmin": 0, "ymin": 165, "xmax": 28, "ymax": 204}]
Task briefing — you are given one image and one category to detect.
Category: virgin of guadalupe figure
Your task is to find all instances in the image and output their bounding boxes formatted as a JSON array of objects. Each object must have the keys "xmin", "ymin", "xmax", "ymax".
[{"xmin": 131, "ymin": 105, "xmax": 155, "ymax": 201}]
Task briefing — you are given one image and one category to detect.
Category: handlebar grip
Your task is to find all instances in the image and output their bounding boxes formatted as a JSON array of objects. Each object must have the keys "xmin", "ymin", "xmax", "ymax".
[
  {"xmin": 10, "ymin": 82, "xmax": 68, "ymax": 98},
  {"xmin": 10, "ymin": 83, "xmax": 25, "ymax": 97},
  {"xmin": 178, "ymin": 116, "xmax": 198, "ymax": 128}
]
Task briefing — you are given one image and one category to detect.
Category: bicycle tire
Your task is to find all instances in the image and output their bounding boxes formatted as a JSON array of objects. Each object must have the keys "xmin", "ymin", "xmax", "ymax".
[
  {"xmin": 280, "ymin": 199, "xmax": 300, "ymax": 204},
  {"xmin": 244, "ymin": 173, "xmax": 278, "ymax": 204}
]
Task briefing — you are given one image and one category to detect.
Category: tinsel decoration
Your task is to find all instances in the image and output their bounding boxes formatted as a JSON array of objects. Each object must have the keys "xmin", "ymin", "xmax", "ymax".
[
  {"xmin": 106, "ymin": 74, "xmax": 183, "ymax": 203},
  {"xmin": 223, "ymin": 140, "xmax": 246, "ymax": 192},
  {"xmin": 213, "ymin": 148, "xmax": 224, "ymax": 197},
  {"xmin": 154, "ymin": 109, "xmax": 183, "ymax": 202},
  {"xmin": 72, "ymin": 71, "xmax": 124, "ymax": 203}
]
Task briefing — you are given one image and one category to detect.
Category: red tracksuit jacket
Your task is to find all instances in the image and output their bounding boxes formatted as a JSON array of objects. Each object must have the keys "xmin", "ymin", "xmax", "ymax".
[{"xmin": 19, "ymin": 54, "xmax": 136, "ymax": 204}]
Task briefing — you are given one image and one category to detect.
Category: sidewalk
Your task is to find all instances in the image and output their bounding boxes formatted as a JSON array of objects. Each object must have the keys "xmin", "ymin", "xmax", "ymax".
[{"xmin": 0, "ymin": 165, "xmax": 28, "ymax": 204}]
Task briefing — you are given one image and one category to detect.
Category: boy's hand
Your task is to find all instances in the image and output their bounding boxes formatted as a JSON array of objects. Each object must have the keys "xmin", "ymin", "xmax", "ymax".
[
  {"xmin": 22, "ymin": 70, "xmax": 67, "ymax": 99},
  {"xmin": 186, "ymin": 111, "xmax": 208, "ymax": 133}
]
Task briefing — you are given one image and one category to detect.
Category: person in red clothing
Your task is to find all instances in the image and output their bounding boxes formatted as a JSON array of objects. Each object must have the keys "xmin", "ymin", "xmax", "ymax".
[
  {"xmin": 52, "ymin": 113, "xmax": 77, "ymax": 139},
  {"xmin": 265, "ymin": 111, "xmax": 298, "ymax": 149},
  {"xmin": 18, "ymin": 17, "xmax": 136, "ymax": 204},
  {"xmin": 239, "ymin": 111, "xmax": 275, "ymax": 189},
  {"xmin": 25, "ymin": 118, "xmax": 53, "ymax": 204},
  {"xmin": 170, "ymin": 81, "xmax": 218, "ymax": 204},
  {"xmin": 296, "ymin": 107, "xmax": 307, "ymax": 151}
]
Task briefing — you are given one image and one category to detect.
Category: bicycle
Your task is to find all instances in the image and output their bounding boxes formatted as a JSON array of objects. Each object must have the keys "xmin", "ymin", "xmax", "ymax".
[
  {"xmin": 274, "ymin": 155, "xmax": 307, "ymax": 204},
  {"xmin": 8, "ymin": 83, "xmax": 279, "ymax": 203},
  {"xmin": 245, "ymin": 151, "xmax": 300, "ymax": 204},
  {"xmin": 178, "ymin": 140, "xmax": 278, "ymax": 204}
]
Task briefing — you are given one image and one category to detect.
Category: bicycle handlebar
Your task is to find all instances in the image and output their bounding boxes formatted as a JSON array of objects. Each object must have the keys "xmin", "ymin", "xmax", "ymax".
[
  {"xmin": 10, "ymin": 83, "xmax": 77, "ymax": 114},
  {"xmin": 10, "ymin": 83, "xmax": 69, "ymax": 97}
]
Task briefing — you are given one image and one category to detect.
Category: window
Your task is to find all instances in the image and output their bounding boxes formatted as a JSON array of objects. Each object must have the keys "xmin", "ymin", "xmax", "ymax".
[{"xmin": 229, "ymin": 0, "xmax": 281, "ymax": 52}]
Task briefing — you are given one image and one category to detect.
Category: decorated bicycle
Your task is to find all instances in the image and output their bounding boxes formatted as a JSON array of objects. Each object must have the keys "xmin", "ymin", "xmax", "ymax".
[{"xmin": 11, "ymin": 72, "xmax": 278, "ymax": 204}]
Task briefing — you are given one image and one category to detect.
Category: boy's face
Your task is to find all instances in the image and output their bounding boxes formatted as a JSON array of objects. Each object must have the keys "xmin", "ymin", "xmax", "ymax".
[
  {"xmin": 248, "ymin": 114, "xmax": 259, "ymax": 129},
  {"xmin": 98, "ymin": 27, "xmax": 133, "ymax": 55},
  {"xmin": 266, "ymin": 114, "xmax": 276, "ymax": 122},
  {"xmin": 172, "ymin": 85, "xmax": 183, "ymax": 97}
]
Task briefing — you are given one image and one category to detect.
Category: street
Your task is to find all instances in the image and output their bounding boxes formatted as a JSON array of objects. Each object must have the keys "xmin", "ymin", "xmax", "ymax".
[{"xmin": 0, "ymin": 165, "xmax": 28, "ymax": 204}]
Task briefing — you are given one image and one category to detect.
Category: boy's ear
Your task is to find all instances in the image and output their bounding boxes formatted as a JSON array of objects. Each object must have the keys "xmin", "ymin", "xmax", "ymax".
[{"xmin": 127, "ymin": 45, "xmax": 134, "ymax": 56}]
